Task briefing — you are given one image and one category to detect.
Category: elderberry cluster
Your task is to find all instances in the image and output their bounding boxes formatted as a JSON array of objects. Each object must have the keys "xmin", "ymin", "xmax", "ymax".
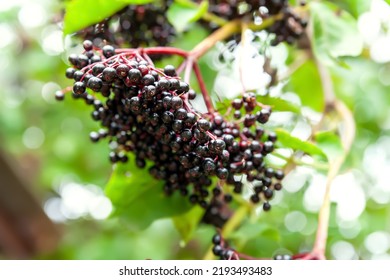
[
  {"xmin": 57, "ymin": 40, "xmax": 284, "ymax": 213},
  {"xmin": 198, "ymin": 0, "xmax": 306, "ymax": 45},
  {"xmin": 211, "ymin": 233, "xmax": 238, "ymax": 260},
  {"xmin": 77, "ymin": 2, "xmax": 175, "ymax": 49}
]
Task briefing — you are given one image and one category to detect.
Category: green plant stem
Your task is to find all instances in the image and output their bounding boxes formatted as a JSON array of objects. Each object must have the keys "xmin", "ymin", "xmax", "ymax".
[
  {"xmin": 302, "ymin": 59, "xmax": 356, "ymax": 260},
  {"xmin": 272, "ymin": 152, "xmax": 329, "ymax": 171}
]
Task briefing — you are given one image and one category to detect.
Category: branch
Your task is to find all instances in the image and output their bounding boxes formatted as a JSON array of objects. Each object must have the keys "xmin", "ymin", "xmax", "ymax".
[{"xmin": 302, "ymin": 61, "xmax": 355, "ymax": 260}]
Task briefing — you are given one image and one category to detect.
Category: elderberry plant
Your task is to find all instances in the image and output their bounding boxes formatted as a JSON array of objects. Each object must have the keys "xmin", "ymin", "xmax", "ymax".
[{"xmin": 55, "ymin": 0, "xmax": 376, "ymax": 260}]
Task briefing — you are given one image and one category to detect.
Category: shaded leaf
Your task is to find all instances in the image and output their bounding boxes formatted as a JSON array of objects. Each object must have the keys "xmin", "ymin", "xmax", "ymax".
[
  {"xmin": 105, "ymin": 156, "xmax": 193, "ymax": 231},
  {"xmin": 287, "ymin": 59, "xmax": 325, "ymax": 112},
  {"xmin": 172, "ymin": 206, "xmax": 205, "ymax": 244},
  {"xmin": 310, "ymin": 1, "xmax": 363, "ymax": 66},
  {"xmin": 167, "ymin": 1, "xmax": 209, "ymax": 33},
  {"xmin": 275, "ymin": 128, "xmax": 327, "ymax": 160},
  {"xmin": 64, "ymin": 0, "xmax": 153, "ymax": 35},
  {"xmin": 257, "ymin": 95, "xmax": 301, "ymax": 114},
  {"xmin": 315, "ymin": 131, "xmax": 344, "ymax": 162}
]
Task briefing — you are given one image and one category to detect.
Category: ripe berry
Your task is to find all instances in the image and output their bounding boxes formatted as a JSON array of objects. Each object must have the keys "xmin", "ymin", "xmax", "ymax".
[
  {"xmin": 164, "ymin": 65, "xmax": 176, "ymax": 76},
  {"xmin": 102, "ymin": 45, "xmax": 115, "ymax": 58},
  {"xmin": 73, "ymin": 81, "xmax": 86, "ymax": 94},
  {"xmin": 116, "ymin": 64, "xmax": 130, "ymax": 78},
  {"xmin": 212, "ymin": 234, "xmax": 222, "ymax": 245},
  {"xmin": 197, "ymin": 119, "xmax": 211, "ymax": 132},
  {"xmin": 83, "ymin": 40, "xmax": 93, "ymax": 51},
  {"xmin": 87, "ymin": 77, "xmax": 103, "ymax": 92},
  {"xmin": 263, "ymin": 202, "xmax": 271, "ymax": 211}
]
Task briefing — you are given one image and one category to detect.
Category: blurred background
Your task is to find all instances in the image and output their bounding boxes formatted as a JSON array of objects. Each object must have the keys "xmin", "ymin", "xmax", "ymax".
[{"xmin": 0, "ymin": 0, "xmax": 390, "ymax": 260}]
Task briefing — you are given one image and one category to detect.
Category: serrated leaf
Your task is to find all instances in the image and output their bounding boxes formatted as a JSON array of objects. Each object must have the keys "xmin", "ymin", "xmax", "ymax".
[
  {"xmin": 167, "ymin": 1, "xmax": 209, "ymax": 33},
  {"xmin": 105, "ymin": 155, "xmax": 193, "ymax": 231},
  {"xmin": 63, "ymin": 0, "xmax": 153, "ymax": 35},
  {"xmin": 287, "ymin": 59, "xmax": 325, "ymax": 112},
  {"xmin": 256, "ymin": 95, "xmax": 301, "ymax": 113},
  {"xmin": 310, "ymin": 1, "xmax": 363, "ymax": 67},
  {"xmin": 315, "ymin": 131, "xmax": 344, "ymax": 162},
  {"xmin": 275, "ymin": 128, "xmax": 327, "ymax": 161},
  {"xmin": 172, "ymin": 206, "xmax": 204, "ymax": 244}
]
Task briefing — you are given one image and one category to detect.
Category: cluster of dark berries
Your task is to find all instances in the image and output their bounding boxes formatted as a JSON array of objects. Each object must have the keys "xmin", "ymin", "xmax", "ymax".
[
  {"xmin": 211, "ymin": 233, "xmax": 239, "ymax": 260},
  {"xmin": 196, "ymin": 0, "xmax": 306, "ymax": 45},
  {"xmin": 263, "ymin": 0, "xmax": 307, "ymax": 46},
  {"xmin": 57, "ymin": 40, "xmax": 284, "ymax": 214},
  {"xmin": 77, "ymin": 2, "xmax": 175, "ymax": 49}
]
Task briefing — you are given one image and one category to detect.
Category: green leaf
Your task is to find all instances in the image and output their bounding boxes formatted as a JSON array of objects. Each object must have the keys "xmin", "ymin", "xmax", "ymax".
[
  {"xmin": 105, "ymin": 155, "xmax": 193, "ymax": 231},
  {"xmin": 310, "ymin": 1, "xmax": 363, "ymax": 67},
  {"xmin": 339, "ymin": 0, "xmax": 372, "ymax": 17},
  {"xmin": 63, "ymin": 0, "xmax": 153, "ymax": 35},
  {"xmin": 167, "ymin": 1, "xmax": 209, "ymax": 33},
  {"xmin": 315, "ymin": 131, "xmax": 344, "ymax": 162},
  {"xmin": 287, "ymin": 59, "xmax": 325, "ymax": 112},
  {"xmin": 172, "ymin": 206, "xmax": 204, "ymax": 244},
  {"xmin": 256, "ymin": 95, "xmax": 301, "ymax": 114},
  {"xmin": 275, "ymin": 128, "xmax": 327, "ymax": 160}
]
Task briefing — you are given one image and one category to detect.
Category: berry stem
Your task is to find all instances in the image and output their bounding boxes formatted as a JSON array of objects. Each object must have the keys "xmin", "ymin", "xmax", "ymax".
[
  {"xmin": 192, "ymin": 61, "xmax": 215, "ymax": 114},
  {"xmin": 308, "ymin": 57, "xmax": 356, "ymax": 260}
]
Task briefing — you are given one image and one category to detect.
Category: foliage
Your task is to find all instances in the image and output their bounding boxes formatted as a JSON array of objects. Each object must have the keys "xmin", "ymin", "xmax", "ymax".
[{"xmin": 1, "ymin": 0, "xmax": 390, "ymax": 260}]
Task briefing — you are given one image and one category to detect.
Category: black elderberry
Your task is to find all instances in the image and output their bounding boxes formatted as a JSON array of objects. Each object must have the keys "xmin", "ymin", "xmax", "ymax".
[
  {"xmin": 87, "ymin": 77, "xmax": 103, "ymax": 92},
  {"xmin": 274, "ymin": 182, "xmax": 282, "ymax": 191},
  {"xmin": 197, "ymin": 119, "xmax": 211, "ymax": 132},
  {"xmin": 92, "ymin": 63, "xmax": 105, "ymax": 76},
  {"xmin": 128, "ymin": 68, "xmax": 142, "ymax": 83},
  {"xmin": 250, "ymin": 194, "xmax": 260, "ymax": 203},
  {"xmin": 172, "ymin": 120, "xmax": 183, "ymax": 133},
  {"xmin": 181, "ymin": 129, "xmax": 193, "ymax": 142},
  {"xmin": 188, "ymin": 90, "xmax": 196, "ymax": 100},
  {"xmin": 264, "ymin": 188, "xmax": 274, "ymax": 199},
  {"xmin": 222, "ymin": 249, "xmax": 235, "ymax": 260},
  {"xmin": 232, "ymin": 98, "xmax": 243, "ymax": 109},
  {"xmin": 116, "ymin": 64, "xmax": 130, "ymax": 78},
  {"xmin": 212, "ymin": 245, "xmax": 223, "ymax": 256},
  {"xmin": 65, "ymin": 68, "xmax": 76, "ymax": 79},
  {"xmin": 175, "ymin": 108, "xmax": 187, "ymax": 120},
  {"xmin": 55, "ymin": 91, "xmax": 65, "ymax": 101},
  {"xmin": 263, "ymin": 141, "xmax": 274, "ymax": 154},
  {"xmin": 102, "ymin": 45, "xmax": 115, "ymax": 58},
  {"xmin": 77, "ymin": 54, "xmax": 89, "ymax": 69},
  {"xmin": 169, "ymin": 79, "xmax": 180, "ymax": 91},
  {"xmin": 275, "ymin": 170, "xmax": 284, "ymax": 180},
  {"xmin": 268, "ymin": 132, "xmax": 277, "ymax": 142},
  {"xmin": 257, "ymin": 108, "xmax": 271, "ymax": 124},
  {"xmin": 263, "ymin": 202, "xmax": 271, "ymax": 211},
  {"xmin": 170, "ymin": 96, "xmax": 183, "ymax": 110},
  {"xmin": 73, "ymin": 81, "xmax": 86, "ymax": 94},
  {"xmin": 157, "ymin": 78, "xmax": 170, "ymax": 90},
  {"xmin": 184, "ymin": 112, "xmax": 196, "ymax": 127},
  {"xmin": 212, "ymin": 234, "xmax": 222, "ymax": 245},
  {"xmin": 73, "ymin": 70, "xmax": 84, "ymax": 81},
  {"xmin": 83, "ymin": 40, "xmax": 93, "ymax": 51},
  {"xmin": 142, "ymin": 74, "xmax": 155, "ymax": 86},
  {"xmin": 164, "ymin": 65, "xmax": 176, "ymax": 77}
]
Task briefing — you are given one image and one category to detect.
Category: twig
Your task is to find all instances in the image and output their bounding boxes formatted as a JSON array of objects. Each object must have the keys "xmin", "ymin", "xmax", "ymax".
[{"xmin": 192, "ymin": 61, "xmax": 215, "ymax": 114}]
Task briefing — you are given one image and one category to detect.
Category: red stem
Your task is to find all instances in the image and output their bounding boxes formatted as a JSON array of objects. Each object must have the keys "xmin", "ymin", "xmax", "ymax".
[{"xmin": 192, "ymin": 62, "xmax": 215, "ymax": 114}]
